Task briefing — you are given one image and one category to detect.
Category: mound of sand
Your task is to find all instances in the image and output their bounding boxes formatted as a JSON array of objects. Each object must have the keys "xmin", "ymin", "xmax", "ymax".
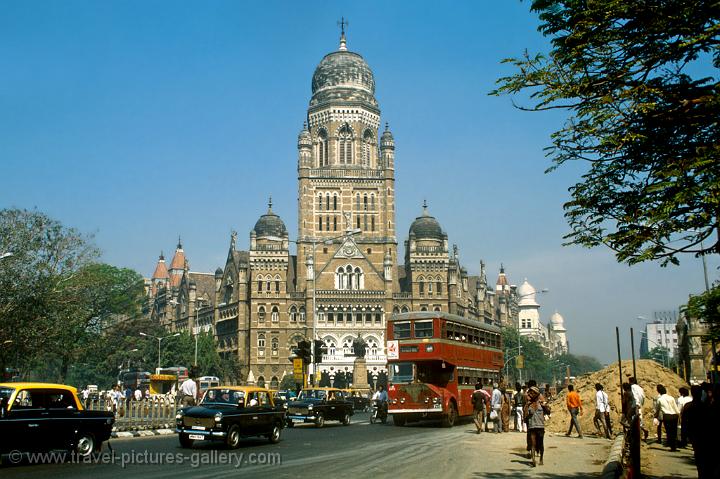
[{"xmin": 545, "ymin": 359, "xmax": 689, "ymax": 434}]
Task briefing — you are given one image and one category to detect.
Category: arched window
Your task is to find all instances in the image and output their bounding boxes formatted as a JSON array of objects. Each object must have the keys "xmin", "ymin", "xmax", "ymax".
[
  {"xmin": 401, "ymin": 306, "xmax": 409, "ymax": 313},
  {"xmin": 271, "ymin": 306, "xmax": 279, "ymax": 322},
  {"xmin": 333, "ymin": 195, "xmax": 338, "ymax": 210},
  {"xmin": 299, "ymin": 306, "xmax": 306, "ymax": 322},
  {"xmin": 326, "ymin": 194, "xmax": 330, "ymax": 211},
  {"xmin": 318, "ymin": 129, "xmax": 328, "ymax": 166},
  {"xmin": 363, "ymin": 195, "xmax": 368, "ymax": 211},
  {"xmin": 420, "ymin": 306, "xmax": 428, "ymax": 311},
  {"xmin": 266, "ymin": 281, "xmax": 271, "ymax": 292},
  {"xmin": 419, "ymin": 277, "xmax": 425, "ymax": 294},
  {"xmin": 270, "ymin": 376, "xmax": 279, "ymax": 389},
  {"xmin": 370, "ymin": 194, "xmax": 375, "ymax": 211},
  {"xmin": 338, "ymin": 124, "xmax": 353, "ymax": 164},
  {"xmin": 224, "ymin": 283, "xmax": 233, "ymax": 303},
  {"xmin": 289, "ymin": 305, "xmax": 297, "ymax": 322},
  {"xmin": 343, "ymin": 338, "xmax": 353, "ymax": 355},
  {"xmin": 333, "ymin": 216, "xmax": 337, "ymax": 231},
  {"xmin": 275, "ymin": 278, "xmax": 280, "ymax": 292},
  {"xmin": 271, "ymin": 337, "xmax": 278, "ymax": 354},
  {"xmin": 364, "ymin": 214, "xmax": 368, "ymax": 231},
  {"xmin": 258, "ymin": 333, "xmax": 266, "ymax": 348},
  {"xmin": 362, "ymin": 130, "xmax": 373, "ymax": 166},
  {"xmin": 257, "ymin": 277, "xmax": 263, "ymax": 293},
  {"xmin": 356, "ymin": 193, "xmax": 360, "ymax": 211},
  {"xmin": 354, "ymin": 267, "xmax": 362, "ymax": 289},
  {"xmin": 257, "ymin": 376, "xmax": 265, "ymax": 388},
  {"xmin": 318, "ymin": 216, "xmax": 323, "ymax": 231},
  {"xmin": 434, "ymin": 306, "xmax": 442, "ymax": 312},
  {"xmin": 346, "ymin": 265, "xmax": 353, "ymax": 289},
  {"xmin": 328, "ymin": 341, "xmax": 336, "ymax": 356},
  {"xmin": 436, "ymin": 280, "xmax": 442, "ymax": 295},
  {"xmin": 318, "ymin": 193, "xmax": 323, "ymax": 211},
  {"xmin": 258, "ymin": 306, "xmax": 266, "ymax": 323},
  {"xmin": 371, "ymin": 216, "xmax": 375, "ymax": 231},
  {"xmin": 428, "ymin": 281, "xmax": 433, "ymax": 294}
]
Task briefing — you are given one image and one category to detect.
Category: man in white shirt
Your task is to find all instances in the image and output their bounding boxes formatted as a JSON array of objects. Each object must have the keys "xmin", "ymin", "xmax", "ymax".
[
  {"xmin": 629, "ymin": 377, "xmax": 649, "ymax": 440},
  {"xmin": 180, "ymin": 376, "xmax": 198, "ymax": 407},
  {"xmin": 593, "ymin": 383, "xmax": 612, "ymax": 438},
  {"xmin": 655, "ymin": 384, "xmax": 680, "ymax": 451},
  {"xmin": 134, "ymin": 387, "xmax": 143, "ymax": 401},
  {"xmin": 491, "ymin": 383, "xmax": 502, "ymax": 433},
  {"xmin": 676, "ymin": 387, "xmax": 691, "ymax": 447}
]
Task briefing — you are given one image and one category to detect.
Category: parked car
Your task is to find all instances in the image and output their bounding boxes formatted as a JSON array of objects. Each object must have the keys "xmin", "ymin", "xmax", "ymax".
[
  {"xmin": 286, "ymin": 387, "xmax": 354, "ymax": 428},
  {"xmin": 176, "ymin": 386, "xmax": 285, "ymax": 448},
  {"xmin": 0, "ymin": 382, "xmax": 114, "ymax": 459}
]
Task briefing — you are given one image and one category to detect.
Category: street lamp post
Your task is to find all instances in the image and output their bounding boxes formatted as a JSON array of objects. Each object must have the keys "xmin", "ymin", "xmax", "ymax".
[{"xmin": 139, "ymin": 332, "xmax": 180, "ymax": 372}]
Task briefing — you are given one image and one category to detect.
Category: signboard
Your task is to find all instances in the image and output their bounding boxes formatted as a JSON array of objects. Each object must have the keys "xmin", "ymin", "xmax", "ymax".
[
  {"xmin": 387, "ymin": 340, "xmax": 399, "ymax": 360},
  {"xmin": 293, "ymin": 358, "xmax": 304, "ymax": 382},
  {"xmin": 516, "ymin": 355, "xmax": 525, "ymax": 369}
]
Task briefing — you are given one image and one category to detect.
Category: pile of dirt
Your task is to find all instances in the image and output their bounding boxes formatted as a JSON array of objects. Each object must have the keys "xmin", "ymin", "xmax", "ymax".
[{"xmin": 544, "ymin": 359, "xmax": 689, "ymax": 435}]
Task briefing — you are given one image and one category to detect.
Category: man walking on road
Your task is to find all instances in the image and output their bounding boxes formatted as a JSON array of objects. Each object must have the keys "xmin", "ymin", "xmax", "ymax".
[
  {"xmin": 491, "ymin": 383, "xmax": 503, "ymax": 433},
  {"xmin": 565, "ymin": 384, "xmax": 583, "ymax": 438},
  {"xmin": 471, "ymin": 382, "xmax": 489, "ymax": 434},
  {"xmin": 180, "ymin": 374, "xmax": 198, "ymax": 407},
  {"xmin": 514, "ymin": 383, "xmax": 527, "ymax": 432},
  {"xmin": 593, "ymin": 383, "xmax": 612, "ymax": 438},
  {"xmin": 655, "ymin": 384, "xmax": 680, "ymax": 451},
  {"xmin": 629, "ymin": 377, "xmax": 649, "ymax": 440}
]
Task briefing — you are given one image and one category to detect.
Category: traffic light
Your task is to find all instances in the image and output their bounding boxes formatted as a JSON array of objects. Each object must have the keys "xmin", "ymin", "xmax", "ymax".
[
  {"xmin": 296, "ymin": 340, "xmax": 311, "ymax": 364},
  {"xmin": 314, "ymin": 339, "xmax": 327, "ymax": 364}
]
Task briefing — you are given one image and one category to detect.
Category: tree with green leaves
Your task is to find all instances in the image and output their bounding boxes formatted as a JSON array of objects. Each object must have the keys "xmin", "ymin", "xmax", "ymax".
[
  {"xmin": 685, "ymin": 284, "xmax": 720, "ymax": 340},
  {"xmin": 0, "ymin": 208, "xmax": 98, "ymax": 375},
  {"xmin": 493, "ymin": 1, "xmax": 720, "ymax": 266}
]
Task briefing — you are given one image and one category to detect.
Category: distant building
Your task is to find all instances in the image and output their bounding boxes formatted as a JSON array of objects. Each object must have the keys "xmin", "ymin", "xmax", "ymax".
[
  {"xmin": 516, "ymin": 278, "xmax": 568, "ymax": 356},
  {"xmin": 640, "ymin": 320, "xmax": 679, "ymax": 359}
]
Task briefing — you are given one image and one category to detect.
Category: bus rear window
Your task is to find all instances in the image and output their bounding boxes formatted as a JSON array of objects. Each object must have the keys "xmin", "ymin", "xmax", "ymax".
[
  {"xmin": 414, "ymin": 320, "xmax": 433, "ymax": 338},
  {"xmin": 393, "ymin": 322, "xmax": 411, "ymax": 339}
]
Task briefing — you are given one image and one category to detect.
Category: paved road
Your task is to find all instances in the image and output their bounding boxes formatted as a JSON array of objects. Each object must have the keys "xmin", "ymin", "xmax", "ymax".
[{"xmin": 1, "ymin": 413, "xmax": 610, "ymax": 478}]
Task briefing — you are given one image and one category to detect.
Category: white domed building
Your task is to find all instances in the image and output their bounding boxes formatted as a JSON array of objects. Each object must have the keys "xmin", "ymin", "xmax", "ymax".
[{"xmin": 517, "ymin": 279, "xmax": 569, "ymax": 356}]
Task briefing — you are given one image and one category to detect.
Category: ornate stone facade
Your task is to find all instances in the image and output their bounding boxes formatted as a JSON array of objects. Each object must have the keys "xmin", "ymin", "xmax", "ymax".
[{"xmin": 145, "ymin": 32, "xmax": 500, "ymax": 387}]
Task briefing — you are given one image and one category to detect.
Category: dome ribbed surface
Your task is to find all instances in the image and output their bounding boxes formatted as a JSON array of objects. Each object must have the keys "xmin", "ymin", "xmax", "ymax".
[
  {"xmin": 310, "ymin": 50, "xmax": 377, "ymax": 108},
  {"xmin": 253, "ymin": 209, "xmax": 287, "ymax": 238},
  {"xmin": 409, "ymin": 208, "xmax": 444, "ymax": 240}
]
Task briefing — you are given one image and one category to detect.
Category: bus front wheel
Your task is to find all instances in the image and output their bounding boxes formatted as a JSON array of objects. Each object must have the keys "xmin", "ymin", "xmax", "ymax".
[{"xmin": 441, "ymin": 402, "xmax": 457, "ymax": 428}]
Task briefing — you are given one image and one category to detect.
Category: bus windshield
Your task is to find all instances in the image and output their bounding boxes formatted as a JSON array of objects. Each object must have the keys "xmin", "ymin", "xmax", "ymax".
[{"xmin": 389, "ymin": 361, "xmax": 454, "ymax": 385}]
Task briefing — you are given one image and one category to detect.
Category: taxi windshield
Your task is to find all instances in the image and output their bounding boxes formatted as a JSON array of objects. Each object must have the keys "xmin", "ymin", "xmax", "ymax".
[
  {"xmin": 298, "ymin": 389, "xmax": 327, "ymax": 400},
  {"xmin": 0, "ymin": 387, "xmax": 14, "ymax": 401},
  {"xmin": 201, "ymin": 389, "xmax": 245, "ymax": 405}
]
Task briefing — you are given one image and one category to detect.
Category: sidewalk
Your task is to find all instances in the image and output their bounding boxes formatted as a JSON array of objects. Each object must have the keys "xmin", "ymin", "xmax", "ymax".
[{"xmin": 642, "ymin": 440, "xmax": 697, "ymax": 479}]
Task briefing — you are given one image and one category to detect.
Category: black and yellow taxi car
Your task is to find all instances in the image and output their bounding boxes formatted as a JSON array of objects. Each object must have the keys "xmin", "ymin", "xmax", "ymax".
[
  {"xmin": 0, "ymin": 382, "xmax": 114, "ymax": 459},
  {"xmin": 176, "ymin": 386, "xmax": 286, "ymax": 448},
  {"xmin": 286, "ymin": 387, "xmax": 354, "ymax": 428}
]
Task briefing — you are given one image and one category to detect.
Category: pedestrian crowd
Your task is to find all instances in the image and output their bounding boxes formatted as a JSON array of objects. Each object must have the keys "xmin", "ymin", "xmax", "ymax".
[{"xmin": 471, "ymin": 379, "xmax": 552, "ymax": 467}]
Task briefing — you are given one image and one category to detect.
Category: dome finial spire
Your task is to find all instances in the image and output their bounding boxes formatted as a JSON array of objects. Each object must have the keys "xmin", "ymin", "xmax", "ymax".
[
  {"xmin": 268, "ymin": 196, "xmax": 273, "ymax": 212},
  {"xmin": 337, "ymin": 17, "xmax": 349, "ymax": 51},
  {"xmin": 422, "ymin": 199, "xmax": 429, "ymax": 216}
]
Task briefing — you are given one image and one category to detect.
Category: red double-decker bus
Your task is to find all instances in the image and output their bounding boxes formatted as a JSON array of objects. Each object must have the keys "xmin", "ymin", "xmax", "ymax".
[{"xmin": 386, "ymin": 312, "xmax": 503, "ymax": 427}]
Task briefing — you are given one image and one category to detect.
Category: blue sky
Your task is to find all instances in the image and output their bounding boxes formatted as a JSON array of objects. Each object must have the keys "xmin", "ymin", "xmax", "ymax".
[{"xmin": 2, "ymin": 1, "xmax": 717, "ymax": 364}]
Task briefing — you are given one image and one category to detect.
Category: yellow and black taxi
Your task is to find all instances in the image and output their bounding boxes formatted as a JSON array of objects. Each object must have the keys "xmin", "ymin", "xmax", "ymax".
[
  {"xmin": 175, "ymin": 386, "xmax": 285, "ymax": 448},
  {"xmin": 0, "ymin": 382, "xmax": 114, "ymax": 458},
  {"xmin": 286, "ymin": 387, "xmax": 354, "ymax": 428}
]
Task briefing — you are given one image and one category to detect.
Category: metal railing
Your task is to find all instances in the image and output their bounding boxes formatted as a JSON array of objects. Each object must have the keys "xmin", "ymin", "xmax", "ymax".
[{"xmin": 84, "ymin": 398, "xmax": 178, "ymax": 431}]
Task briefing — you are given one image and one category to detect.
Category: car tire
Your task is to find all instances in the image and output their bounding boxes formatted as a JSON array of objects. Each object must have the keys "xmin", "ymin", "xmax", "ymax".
[
  {"xmin": 225, "ymin": 425, "xmax": 241, "ymax": 449},
  {"xmin": 393, "ymin": 414, "xmax": 406, "ymax": 426},
  {"xmin": 73, "ymin": 432, "xmax": 97, "ymax": 458},
  {"xmin": 268, "ymin": 423, "xmax": 281, "ymax": 444},
  {"xmin": 342, "ymin": 412, "xmax": 351, "ymax": 426},
  {"xmin": 179, "ymin": 433, "xmax": 194, "ymax": 448},
  {"xmin": 315, "ymin": 413, "xmax": 324, "ymax": 428}
]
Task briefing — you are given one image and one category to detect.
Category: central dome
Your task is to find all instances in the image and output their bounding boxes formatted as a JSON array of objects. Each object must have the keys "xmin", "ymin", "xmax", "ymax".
[{"xmin": 310, "ymin": 37, "xmax": 378, "ymax": 109}]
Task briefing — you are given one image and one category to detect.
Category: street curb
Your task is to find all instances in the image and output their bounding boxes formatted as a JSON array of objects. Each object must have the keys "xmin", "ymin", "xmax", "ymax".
[
  {"xmin": 111, "ymin": 428, "xmax": 175, "ymax": 439},
  {"xmin": 601, "ymin": 434, "xmax": 625, "ymax": 479}
]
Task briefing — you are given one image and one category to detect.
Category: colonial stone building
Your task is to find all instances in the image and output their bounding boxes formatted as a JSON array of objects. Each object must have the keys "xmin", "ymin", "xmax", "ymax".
[{"xmin": 145, "ymin": 32, "xmax": 510, "ymax": 387}]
